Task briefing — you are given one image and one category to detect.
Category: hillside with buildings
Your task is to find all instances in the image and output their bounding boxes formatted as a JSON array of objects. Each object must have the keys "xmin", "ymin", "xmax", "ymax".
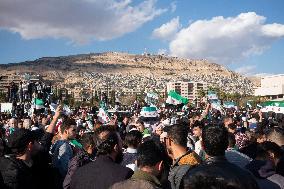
[{"xmin": 0, "ymin": 52, "xmax": 255, "ymax": 100}]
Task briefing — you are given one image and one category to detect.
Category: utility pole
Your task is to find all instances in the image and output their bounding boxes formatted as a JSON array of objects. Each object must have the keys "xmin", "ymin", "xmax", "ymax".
[{"xmin": 91, "ymin": 88, "xmax": 93, "ymax": 105}]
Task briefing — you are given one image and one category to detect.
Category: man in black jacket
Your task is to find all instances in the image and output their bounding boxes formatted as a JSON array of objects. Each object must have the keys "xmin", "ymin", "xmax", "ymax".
[
  {"xmin": 183, "ymin": 125, "xmax": 259, "ymax": 189},
  {"xmin": 0, "ymin": 106, "xmax": 62, "ymax": 189},
  {"xmin": 70, "ymin": 127, "xmax": 133, "ymax": 189},
  {"xmin": 0, "ymin": 128, "xmax": 40, "ymax": 189}
]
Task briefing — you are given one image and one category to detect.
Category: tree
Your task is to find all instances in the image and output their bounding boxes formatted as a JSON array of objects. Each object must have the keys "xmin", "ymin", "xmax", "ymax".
[
  {"xmin": 109, "ymin": 90, "xmax": 116, "ymax": 106},
  {"xmin": 94, "ymin": 92, "xmax": 99, "ymax": 101},
  {"xmin": 65, "ymin": 94, "xmax": 75, "ymax": 107},
  {"xmin": 219, "ymin": 91, "xmax": 227, "ymax": 101},
  {"xmin": 197, "ymin": 89, "xmax": 206, "ymax": 99},
  {"xmin": 0, "ymin": 91, "xmax": 6, "ymax": 103},
  {"xmin": 120, "ymin": 94, "xmax": 136, "ymax": 106},
  {"xmin": 136, "ymin": 91, "xmax": 144, "ymax": 102}
]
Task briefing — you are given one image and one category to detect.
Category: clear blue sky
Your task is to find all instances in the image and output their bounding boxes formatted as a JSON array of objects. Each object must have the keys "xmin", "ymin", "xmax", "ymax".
[{"xmin": 0, "ymin": 0, "xmax": 283, "ymax": 75}]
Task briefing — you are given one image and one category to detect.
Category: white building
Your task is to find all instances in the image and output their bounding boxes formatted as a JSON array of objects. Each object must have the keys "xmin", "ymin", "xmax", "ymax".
[
  {"xmin": 167, "ymin": 81, "xmax": 208, "ymax": 101},
  {"xmin": 255, "ymin": 74, "xmax": 284, "ymax": 100}
]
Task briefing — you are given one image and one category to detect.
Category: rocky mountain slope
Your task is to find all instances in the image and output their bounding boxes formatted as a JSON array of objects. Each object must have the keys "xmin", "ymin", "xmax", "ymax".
[{"xmin": 0, "ymin": 52, "xmax": 255, "ymax": 94}]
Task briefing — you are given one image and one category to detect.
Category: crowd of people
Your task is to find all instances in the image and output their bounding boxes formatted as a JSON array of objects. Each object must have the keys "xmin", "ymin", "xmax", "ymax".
[
  {"xmin": 4, "ymin": 80, "xmax": 53, "ymax": 119},
  {"xmin": 0, "ymin": 97, "xmax": 283, "ymax": 189},
  {"xmin": 7, "ymin": 81, "xmax": 52, "ymax": 103}
]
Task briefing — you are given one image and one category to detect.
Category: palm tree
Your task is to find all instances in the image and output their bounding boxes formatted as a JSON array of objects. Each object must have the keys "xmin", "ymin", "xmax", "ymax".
[
  {"xmin": 197, "ymin": 89, "xmax": 206, "ymax": 101},
  {"xmin": 219, "ymin": 91, "xmax": 227, "ymax": 101}
]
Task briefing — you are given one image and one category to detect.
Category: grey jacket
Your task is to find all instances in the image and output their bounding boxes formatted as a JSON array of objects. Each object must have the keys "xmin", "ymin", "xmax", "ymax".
[
  {"xmin": 225, "ymin": 148, "xmax": 252, "ymax": 168},
  {"xmin": 110, "ymin": 170, "xmax": 162, "ymax": 189}
]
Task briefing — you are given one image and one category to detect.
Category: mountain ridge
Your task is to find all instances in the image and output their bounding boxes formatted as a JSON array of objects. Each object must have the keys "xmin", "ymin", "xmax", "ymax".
[{"xmin": 0, "ymin": 52, "xmax": 255, "ymax": 94}]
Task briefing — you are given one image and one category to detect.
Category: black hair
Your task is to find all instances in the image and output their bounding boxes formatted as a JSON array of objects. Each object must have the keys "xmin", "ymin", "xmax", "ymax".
[
  {"xmin": 254, "ymin": 130, "xmax": 265, "ymax": 140},
  {"xmin": 136, "ymin": 119, "xmax": 144, "ymax": 125},
  {"xmin": 202, "ymin": 125, "xmax": 228, "ymax": 156},
  {"xmin": 76, "ymin": 125, "xmax": 86, "ymax": 133},
  {"xmin": 7, "ymin": 129, "xmax": 36, "ymax": 155},
  {"xmin": 192, "ymin": 121, "xmax": 204, "ymax": 129},
  {"xmin": 127, "ymin": 125, "xmax": 137, "ymax": 132},
  {"xmin": 94, "ymin": 125, "xmax": 114, "ymax": 136},
  {"xmin": 136, "ymin": 140, "xmax": 163, "ymax": 168},
  {"xmin": 228, "ymin": 133, "xmax": 236, "ymax": 148},
  {"xmin": 124, "ymin": 130, "xmax": 142, "ymax": 148},
  {"xmin": 167, "ymin": 124, "xmax": 188, "ymax": 147},
  {"xmin": 60, "ymin": 118, "xmax": 76, "ymax": 134},
  {"xmin": 251, "ymin": 113, "xmax": 260, "ymax": 121},
  {"xmin": 80, "ymin": 132, "xmax": 95, "ymax": 151},
  {"xmin": 228, "ymin": 123, "xmax": 237, "ymax": 130},
  {"xmin": 259, "ymin": 141, "xmax": 283, "ymax": 160},
  {"xmin": 255, "ymin": 147, "xmax": 270, "ymax": 161},
  {"xmin": 95, "ymin": 129, "xmax": 119, "ymax": 156}
]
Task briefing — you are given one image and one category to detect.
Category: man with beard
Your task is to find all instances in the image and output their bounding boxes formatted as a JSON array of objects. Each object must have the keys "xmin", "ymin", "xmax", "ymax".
[
  {"xmin": 166, "ymin": 124, "xmax": 202, "ymax": 189},
  {"xmin": 70, "ymin": 127, "xmax": 133, "ymax": 189},
  {"xmin": 51, "ymin": 118, "xmax": 77, "ymax": 179}
]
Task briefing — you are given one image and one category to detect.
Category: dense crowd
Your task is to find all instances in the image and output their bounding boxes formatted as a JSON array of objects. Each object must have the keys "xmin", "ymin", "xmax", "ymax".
[
  {"xmin": 7, "ymin": 81, "xmax": 52, "ymax": 103},
  {"xmin": 0, "ymin": 99, "xmax": 283, "ymax": 189}
]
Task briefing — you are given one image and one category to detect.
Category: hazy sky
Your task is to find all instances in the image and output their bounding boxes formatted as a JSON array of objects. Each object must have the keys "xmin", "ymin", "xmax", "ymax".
[{"xmin": 0, "ymin": 0, "xmax": 284, "ymax": 76}]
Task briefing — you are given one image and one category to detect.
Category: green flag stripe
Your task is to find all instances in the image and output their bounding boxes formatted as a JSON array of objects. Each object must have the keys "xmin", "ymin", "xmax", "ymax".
[
  {"xmin": 168, "ymin": 90, "xmax": 189, "ymax": 104},
  {"xmin": 142, "ymin": 107, "xmax": 157, "ymax": 112},
  {"xmin": 35, "ymin": 98, "xmax": 44, "ymax": 105},
  {"xmin": 262, "ymin": 101, "xmax": 284, "ymax": 107}
]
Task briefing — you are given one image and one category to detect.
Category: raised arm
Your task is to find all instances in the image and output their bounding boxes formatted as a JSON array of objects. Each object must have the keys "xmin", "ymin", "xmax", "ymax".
[
  {"xmin": 199, "ymin": 103, "xmax": 211, "ymax": 121},
  {"xmin": 46, "ymin": 105, "xmax": 63, "ymax": 134}
]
